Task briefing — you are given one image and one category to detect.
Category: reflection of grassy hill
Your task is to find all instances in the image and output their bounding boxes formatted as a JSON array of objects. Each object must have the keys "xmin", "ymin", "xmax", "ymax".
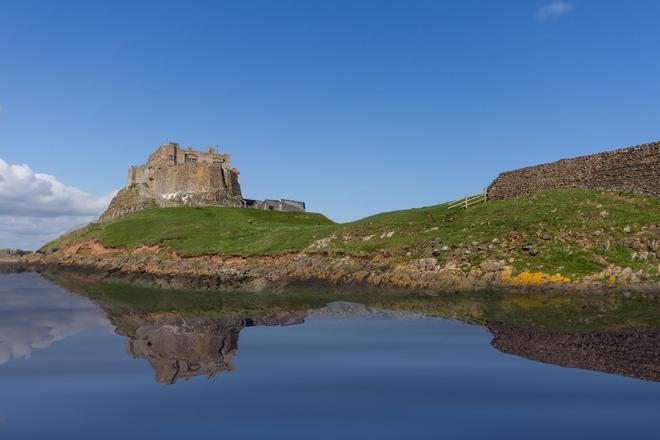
[
  {"xmin": 45, "ymin": 274, "xmax": 660, "ymax": 332},
  {"xmin": 43, "ymin": 188, "xmax": 659, "ymax": 279}
]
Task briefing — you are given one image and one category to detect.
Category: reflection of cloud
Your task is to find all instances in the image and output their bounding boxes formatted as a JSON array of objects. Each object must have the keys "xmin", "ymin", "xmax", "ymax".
[{"xmin": 0, "ymin": 273, "xmax": 111, "ymax": 364}]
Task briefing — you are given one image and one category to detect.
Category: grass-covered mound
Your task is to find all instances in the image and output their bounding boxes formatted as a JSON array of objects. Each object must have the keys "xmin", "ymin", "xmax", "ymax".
[
  {"xmin": 43, "ymin": 188, "xmax": 659, "ymax": 279},
  {"xmin": 44, "ymin": 207, "xmax": 338, "ymax": 256}
]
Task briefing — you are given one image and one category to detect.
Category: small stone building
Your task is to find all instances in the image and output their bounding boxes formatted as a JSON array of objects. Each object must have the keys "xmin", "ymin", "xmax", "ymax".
[{"xmin": 241, "ymin": 199, "xmax": 306, "ymax": 212}]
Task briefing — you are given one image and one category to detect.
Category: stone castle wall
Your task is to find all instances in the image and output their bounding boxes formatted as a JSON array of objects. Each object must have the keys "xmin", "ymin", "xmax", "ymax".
[
  {"xmin": 147, "ymin": 163, "xmax": 241, "ymax": 197},
  {"xmin": 487, "ymin": 141, "xmax": 660, "ymax": 200},
  {"xmin": 126, "ymin": 143, "xmax": 241, "ymax": 200}
]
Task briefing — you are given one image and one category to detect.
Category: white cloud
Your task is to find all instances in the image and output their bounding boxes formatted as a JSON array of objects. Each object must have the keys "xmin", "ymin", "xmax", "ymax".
[
  {"xmin": 537, "ymin": 1, "xmax": 574, "ymax": 20},
  {"xmin": 0, "ymin": 158, "xmax": 117, "ymax": 250}
]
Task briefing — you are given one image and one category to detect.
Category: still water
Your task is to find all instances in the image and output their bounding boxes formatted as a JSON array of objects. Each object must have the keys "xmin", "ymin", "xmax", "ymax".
[{"xmin": 0, "ymin": 272, "xmax": 659, "ymax": 439}]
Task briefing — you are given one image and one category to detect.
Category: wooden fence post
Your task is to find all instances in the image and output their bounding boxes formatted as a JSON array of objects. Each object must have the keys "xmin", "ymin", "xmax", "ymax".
[{"xmin": 464, "ymin": 195, "xmax": 468, "ymax": 209}]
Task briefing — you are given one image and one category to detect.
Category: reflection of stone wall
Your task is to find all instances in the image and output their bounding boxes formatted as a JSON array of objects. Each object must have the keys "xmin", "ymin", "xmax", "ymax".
[
  {"xmin": 488, "ymin": 322, "xmax": 660, "ymax": 382},
  {"xmin": 487, "ymin": 141, "xmax": 660, "ymax": 200}
]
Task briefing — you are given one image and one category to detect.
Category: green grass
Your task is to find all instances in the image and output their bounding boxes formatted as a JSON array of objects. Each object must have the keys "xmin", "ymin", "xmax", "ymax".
[
  {"xmin": 43, "ymin": 188, "xmax": 660, "ymax": 278},
  {"xmin": 44, "ymin": 207, "xmax": 339, "ymax": 256},
  {"xmin": 324, "ymin": 188, "xmax": 660, "ymax": 277}
]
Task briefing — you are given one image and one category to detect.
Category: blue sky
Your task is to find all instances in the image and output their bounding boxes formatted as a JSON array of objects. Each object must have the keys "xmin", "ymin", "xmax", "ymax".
[{"xmin": 1, "ymin": 0, "xmax": 659, "ymax": 249}]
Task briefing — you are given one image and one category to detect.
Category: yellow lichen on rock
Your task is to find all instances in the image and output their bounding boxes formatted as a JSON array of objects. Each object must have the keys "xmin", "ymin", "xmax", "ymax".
[{"xmin": 500, "ymin": 268, "xmax": 571, "ymax": 285}]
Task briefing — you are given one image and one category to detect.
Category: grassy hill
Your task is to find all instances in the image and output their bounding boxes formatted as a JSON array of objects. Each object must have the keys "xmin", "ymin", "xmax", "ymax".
[
  {"xmin": 43, "ymin": 188, "xmax": 660, "ymax": 279},
  {"xmin": 325, "ymin": 188, "xmax": 660, "ymax": 277},
  {"xmin": 44, "ymin": 207, "xmax": 338, "ymax": 256}
]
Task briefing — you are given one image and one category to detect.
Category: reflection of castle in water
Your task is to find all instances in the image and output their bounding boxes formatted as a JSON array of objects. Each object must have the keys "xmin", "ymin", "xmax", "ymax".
[
  {"xmin": 112, "ymin": 312, "xmax": 307, "ymax": 384},
  {"xmin": 488, "ymin": 322, "xmax": 660, "ymax": 382},
  {"xmin": 107, "ymin": 309, "xmax": 660, "ymax": 385},
  {"xmin": 25, "ymin": 271, "xmax": 660, "ymax": 385}
]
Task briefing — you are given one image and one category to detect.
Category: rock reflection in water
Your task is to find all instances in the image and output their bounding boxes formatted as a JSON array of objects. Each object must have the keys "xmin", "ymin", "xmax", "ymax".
[
  {"xmin": 488, "ymin": 322, "xmax": 660, "ymax": 382},
  {"xmin": 113, "ymin": 312, "xmax": 307, "ymax": 384}
]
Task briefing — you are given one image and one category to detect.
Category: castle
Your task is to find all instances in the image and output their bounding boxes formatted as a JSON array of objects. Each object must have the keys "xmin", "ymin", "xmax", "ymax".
[
  {"xmin": 127, "ymin": 143, "xmax": 242, "ymax": 204},
  {"xmin": 99, "ymin": 143, "xmax": 305, "ymax": 222}
]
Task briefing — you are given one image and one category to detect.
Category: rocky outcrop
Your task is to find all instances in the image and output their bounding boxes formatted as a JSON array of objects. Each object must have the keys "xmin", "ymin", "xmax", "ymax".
[
  {"xmin": 14, "ymin": 241, "xmax": 660, "ymax": 295},
  {"xmin": 99, "ymin": 183, "xmax": 242, "ymax": 223},
  {"xmin": 487, "ymin": 141, "xmax": 660, "ymax": 200},
  {"xmin": 98, "ymin": 185, "xmax": 156, "ymax": 222},
  {"xmin": 488, "ymin": 322, "xmax": 660, "ymax": 382}
]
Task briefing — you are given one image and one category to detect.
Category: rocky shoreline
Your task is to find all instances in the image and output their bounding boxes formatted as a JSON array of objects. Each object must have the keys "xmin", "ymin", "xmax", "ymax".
[{"xmin": 2, "ymin": 240, "xmax": 659, "ymax": 296}]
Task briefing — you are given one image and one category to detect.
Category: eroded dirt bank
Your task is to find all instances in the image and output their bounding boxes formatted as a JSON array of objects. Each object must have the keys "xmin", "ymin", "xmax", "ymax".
[{"xmin": 2, "ymin": 240, "xmax": 659, "ymax": 296}]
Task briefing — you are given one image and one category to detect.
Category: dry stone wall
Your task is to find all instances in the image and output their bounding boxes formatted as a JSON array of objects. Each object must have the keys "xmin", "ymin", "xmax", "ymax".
[{"xmin": 487, "ymin": 141, "xmax": 660, "ymax": 200}]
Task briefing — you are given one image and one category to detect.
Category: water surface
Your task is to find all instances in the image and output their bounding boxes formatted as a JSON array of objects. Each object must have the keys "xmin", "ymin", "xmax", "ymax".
[{"xmin": 1, "ymin": 272, "xmax": 659, "ymax": 439}]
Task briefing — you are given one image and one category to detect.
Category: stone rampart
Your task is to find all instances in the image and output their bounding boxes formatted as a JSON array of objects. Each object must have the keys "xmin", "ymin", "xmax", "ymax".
[{"xmin": 487, "ymin": 141, "xmax": 660, "ymax": 200}]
